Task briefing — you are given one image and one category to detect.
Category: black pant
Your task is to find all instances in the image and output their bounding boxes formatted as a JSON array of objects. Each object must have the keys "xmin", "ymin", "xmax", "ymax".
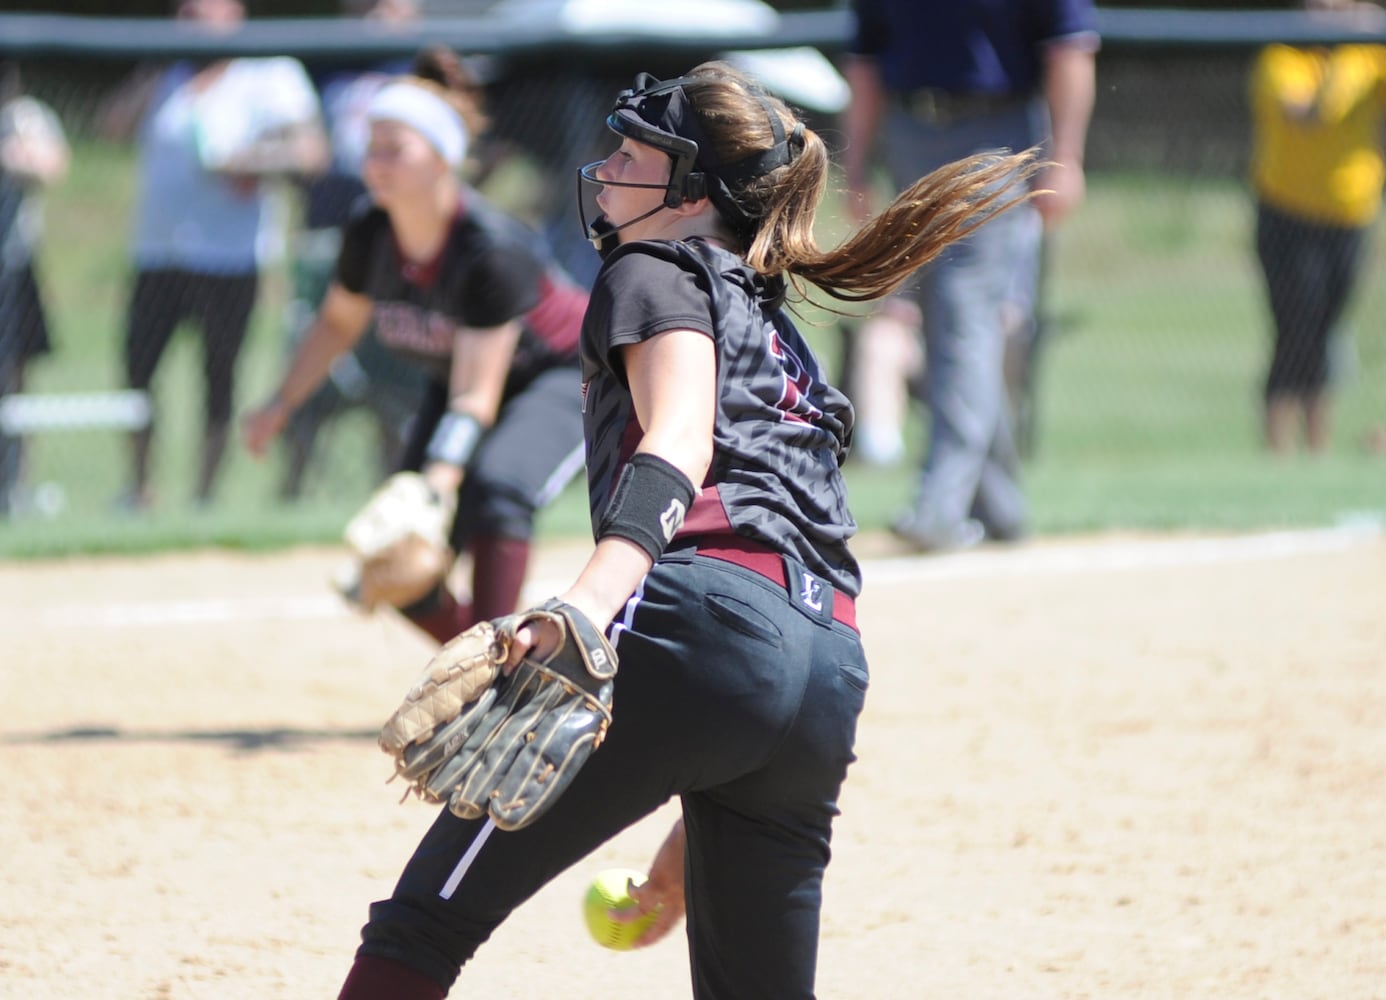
[
  {"xmin": 0, "ymin": 356, "xmax": 22, "ymax": 515},
  {"xmin": 0, "ymin": 262, "xmax": 53, "ymax": 515},
  {"xmin": 124, "ymin": 268, "xmax": 258, "ymax": 423},
  {"xmin": 354, "ymin": 550, "xmax": 869, "ymax": 999},
  {"xmin": 1255, "ymin": 201, "xmax": 1367, "ymax": 398}
]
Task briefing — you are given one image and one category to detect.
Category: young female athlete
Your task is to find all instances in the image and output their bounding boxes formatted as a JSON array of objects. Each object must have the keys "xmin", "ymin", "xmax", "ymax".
[
  {"xmin": 242, "ymin": 48, "xmax": 588, "ymax": 644},
  {"xmin": 336, "ymin": 62, "xmax": 1037, "ymax": 999}
]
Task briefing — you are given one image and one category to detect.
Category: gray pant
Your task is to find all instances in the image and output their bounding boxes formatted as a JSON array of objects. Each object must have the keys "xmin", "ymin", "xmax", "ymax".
[{"xmin": 885, "ymin": 99, "xmax": 1045, "ymax": 542}]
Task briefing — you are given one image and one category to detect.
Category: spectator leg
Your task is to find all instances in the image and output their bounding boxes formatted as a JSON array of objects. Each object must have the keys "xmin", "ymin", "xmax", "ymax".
[
  {"xmin": 0, "ymin": 360, "xmax": 23, "ymax": 516},
  {"xmin": 195, "ymin": 272, "xmax": 257, "ymax": 505}
]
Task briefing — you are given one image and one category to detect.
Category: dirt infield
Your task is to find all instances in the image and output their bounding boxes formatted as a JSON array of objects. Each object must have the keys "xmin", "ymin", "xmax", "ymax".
[{"xmin": 2, "ymin": 528, "xmax": 1383, "ymax": 1000}]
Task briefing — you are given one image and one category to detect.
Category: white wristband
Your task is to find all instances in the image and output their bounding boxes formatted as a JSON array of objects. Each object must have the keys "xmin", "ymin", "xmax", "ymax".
[{"xmin": 426, "ymin": 411, "xmax": 484, "ymax": 468}]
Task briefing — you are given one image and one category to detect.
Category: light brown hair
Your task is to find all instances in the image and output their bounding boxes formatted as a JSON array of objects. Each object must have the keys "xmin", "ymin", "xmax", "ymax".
[
  {"xmin": 408, "ymin": 45, "xmax": 490, "ymax": 144},
  {"xmin": 680, "ymin": 61, "xmax": 1043, "ymax": 305}
]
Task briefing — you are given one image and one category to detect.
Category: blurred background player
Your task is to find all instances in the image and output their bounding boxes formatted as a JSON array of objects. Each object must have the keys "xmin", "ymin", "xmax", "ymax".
[
  {"xmin": 99, "ymin": 0, "xmax": 328, "ymax": 510},
  {"xmin": 242, "ymin": 47, "xmax": 588, "ymax": 646},
  {"xmin": 1249, "ymin": 0, "xmax": 1386, "ymax": 455},
  {"xmin": 0, "ymin": 63, "xmax": 69, "ymax": 517},
  {"xmin": 277, "ymin": 0, "xmax": 428, "ymax": 501},
  {"xmin": 844, "ymin": 221, "xmax": 1044, "ymax": 470},
  {"xmin": 843, "ymin": 0, "xmax": 1097, "ymax": 551},
  {"xmin": 843, "ymin": 294, "xmax": 923, "ymax": 467}
]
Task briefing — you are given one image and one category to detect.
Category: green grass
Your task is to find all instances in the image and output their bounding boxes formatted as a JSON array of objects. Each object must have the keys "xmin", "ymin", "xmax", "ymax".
[
  {"xmin": 1024, "ymin": 172, "xmax": 1385, "ymax": 533},
  {"xmin": 1, "ymin": 150, "xmax": 1382, "ymax": 559}
]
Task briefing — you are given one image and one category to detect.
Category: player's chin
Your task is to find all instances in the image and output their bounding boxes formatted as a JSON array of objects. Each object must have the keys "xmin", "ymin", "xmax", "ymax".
[{"xmin": 364, "ymin": 179, "xmax": 398, "ymax": 208}]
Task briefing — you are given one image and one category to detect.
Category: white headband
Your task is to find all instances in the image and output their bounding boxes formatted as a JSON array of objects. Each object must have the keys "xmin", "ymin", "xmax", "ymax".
[{"xmin": 367, "ymin": 82, "xmax": 468, "ymax": 167}]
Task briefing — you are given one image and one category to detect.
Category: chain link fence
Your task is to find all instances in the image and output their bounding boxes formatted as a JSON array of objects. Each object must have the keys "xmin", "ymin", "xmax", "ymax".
[{"xmin": 1, "ymin": 10, "xmax": 1383, "ymax": 553}]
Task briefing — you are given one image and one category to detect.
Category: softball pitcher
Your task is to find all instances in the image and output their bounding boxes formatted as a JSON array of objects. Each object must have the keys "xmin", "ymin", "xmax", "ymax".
[{"xmin": 337, "ymin": 62, "xmax": 1038, "ymax": 999}]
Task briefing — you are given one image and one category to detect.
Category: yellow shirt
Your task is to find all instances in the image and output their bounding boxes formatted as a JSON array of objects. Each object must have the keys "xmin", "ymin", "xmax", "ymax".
[{"xmin": 1250, "ymin": 43, "xmax": 1386, "ymax": 227}]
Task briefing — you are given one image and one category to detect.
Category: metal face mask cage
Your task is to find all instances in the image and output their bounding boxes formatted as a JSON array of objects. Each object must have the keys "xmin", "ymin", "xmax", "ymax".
[
  {"xmin": 577, "ymin": 71, "xmax": 804, "ymax": 248},
  {"xmin": 605, "ymin": 73, "xmax": 711, "ymax": 209},
  {"xmin": 577, "ymin": 73, "xmax": 709, "ymax": 247}
]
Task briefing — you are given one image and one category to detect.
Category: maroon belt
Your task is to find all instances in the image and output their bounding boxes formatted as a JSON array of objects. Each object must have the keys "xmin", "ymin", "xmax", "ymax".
[{"xmin": 688, "ymin": 536, "xmax": 858, "ymax": 632}]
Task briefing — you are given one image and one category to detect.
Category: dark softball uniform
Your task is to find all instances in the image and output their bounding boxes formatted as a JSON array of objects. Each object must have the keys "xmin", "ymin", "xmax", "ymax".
[
  {"xmin": 335, "ymin": 195, "xmax": 587, "ymax": 546},
  {"xmin": 354, "ymin": 238, "xmax": 868, "ymax": 1000}
]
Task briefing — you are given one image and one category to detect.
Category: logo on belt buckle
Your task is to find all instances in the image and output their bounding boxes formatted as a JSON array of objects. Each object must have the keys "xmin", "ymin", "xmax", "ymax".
[{"xmin": 799, "ymin": 571, "xmax": 824, "ymax": 613}]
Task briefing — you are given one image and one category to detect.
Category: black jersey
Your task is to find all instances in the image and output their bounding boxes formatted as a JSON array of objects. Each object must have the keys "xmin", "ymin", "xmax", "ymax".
[
  {"xmin": 580, "ymin": 238, "xmax": 862, "ymax": 596},
  {"xmin": 336, "ymin": 194, "xmax": 586, "ymax": 387}
]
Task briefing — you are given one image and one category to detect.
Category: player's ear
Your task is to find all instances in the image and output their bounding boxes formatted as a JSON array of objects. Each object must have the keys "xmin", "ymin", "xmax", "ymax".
[{"xmin": 668, "ymin": 193, "xmax": 715, "ymax": 219}]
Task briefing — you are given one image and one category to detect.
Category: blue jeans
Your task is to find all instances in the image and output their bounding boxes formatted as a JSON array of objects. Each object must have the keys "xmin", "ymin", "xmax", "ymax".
[
  {"xmin": 884, "ymin": 99, "xmax": 1045, "ymax": 541},
  {"xmin": 352, "ymin": 550, "xmax": 868, "ymax": 999}
]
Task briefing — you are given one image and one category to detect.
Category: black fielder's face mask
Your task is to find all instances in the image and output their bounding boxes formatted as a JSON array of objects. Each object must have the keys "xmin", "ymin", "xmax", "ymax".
[
  {"xmin": 577, "ymin": 71, "xmax": 804, "ymax": 253},
  {"xmin": 577, "ymin": 73, "xmax": 707, "ymax": 252}
]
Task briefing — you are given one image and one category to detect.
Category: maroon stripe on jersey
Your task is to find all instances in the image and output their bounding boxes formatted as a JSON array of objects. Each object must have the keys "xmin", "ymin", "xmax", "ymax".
[
  {"xmin": 397, "ymin": 252, "xmax": 444, "ymax": 289},
  {"xmin": 617, "ymin": 413, "xmax": 645, "ymax": 465},
  {"xmin": 390, "ymin": 203, "xmax": 464, "ymax": 290},
  {"xmin": 675, "ymin": 484, "xmax": 734, "ymax": 540},
  {"xmin": 524, "ymin": 273, "xmax": 587, "ymax": 354},
  {"xmin": 768, "ymin": 328, "xmax": 824, "ymax": 425}
]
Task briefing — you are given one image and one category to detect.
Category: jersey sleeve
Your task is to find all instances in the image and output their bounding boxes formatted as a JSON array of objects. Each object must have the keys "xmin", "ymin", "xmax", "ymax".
[
  {"xmin": 588, "ymin": 244, "xmax": 716, "ymax": 370},
  {"xmin": 334, "ymin": 204, "xmax": 381, "ymax": 294},
  {"xmin": 1044, "ymin": 0, "xmax": 1101, "ymax": 45},
  {"xmin": 452, "ymin": 241, "xmax": 543, "ymax": 330}
]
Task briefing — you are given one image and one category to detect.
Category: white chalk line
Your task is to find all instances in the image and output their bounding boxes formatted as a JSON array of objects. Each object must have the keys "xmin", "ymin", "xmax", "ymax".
[
  {"xmin": 860, "ymin": 522, "xmax": 1383, "ymax": 585},
  {"xmin": 11, "ymin": 524, "xmax": 1382, "ymax": 630},
  {"xmin": 21, "ymin": 593, "xmax": 348, "ymax": 630}
]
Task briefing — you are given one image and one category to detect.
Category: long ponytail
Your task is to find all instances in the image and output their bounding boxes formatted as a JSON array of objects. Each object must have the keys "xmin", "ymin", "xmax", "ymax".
[{"xmin": 681, "ymin": 62, "xmax": 1042, "ymax": 305}]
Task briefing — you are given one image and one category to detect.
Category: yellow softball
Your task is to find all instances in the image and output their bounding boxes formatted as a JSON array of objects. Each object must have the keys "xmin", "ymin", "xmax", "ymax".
[{"xmin": 583, "ymin": 868, "xmax": 658, "ymax": 951}]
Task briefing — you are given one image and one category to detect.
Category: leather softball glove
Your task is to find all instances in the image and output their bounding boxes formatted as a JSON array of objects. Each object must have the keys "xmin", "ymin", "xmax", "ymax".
[
  {"xmin": 337, "ymin": 471, "xmax": 455, "ymax": 611},
  {"xmin": 379, "ymin": 598, "xmax": 618, "ymax": 831}
]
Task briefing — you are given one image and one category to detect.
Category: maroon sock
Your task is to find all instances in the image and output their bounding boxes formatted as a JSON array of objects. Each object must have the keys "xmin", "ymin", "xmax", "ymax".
[
  {"xmin": 470, "ymin": 535, "xmax": 532, "ymax": 620},
  {"xmin": 338, "ymin": 955, "xmax": 445, "ymax": 1000},
  {"xmin": 400, "ymin": 583, "xmax": 475, "ymax": 645}
]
